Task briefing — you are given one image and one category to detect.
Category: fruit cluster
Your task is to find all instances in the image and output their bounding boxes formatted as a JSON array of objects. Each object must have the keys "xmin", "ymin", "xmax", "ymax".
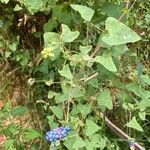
[{"xmin": 45, "ymin": 127, "xmax": 71, "ymax": 142}]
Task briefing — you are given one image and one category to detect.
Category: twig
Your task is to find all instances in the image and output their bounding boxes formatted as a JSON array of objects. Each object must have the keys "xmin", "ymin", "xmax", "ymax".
[
  {"xmin": 66, "ymin": 99, "xmax": 71, "ymax": 123},
  {"xmin": 99, "ymin": 112, "xmax": 145, "ymax": 150},
  {"xmin": 80, "ymin": 72, "xmax": 98, "ymax": 83},
  {"xmin": 119, "ymin": 0, "xmax": 130, "ymax": 21},
  {"xmin": 90, "ymin": 44, "xmax": 102, "ymax": 58}
]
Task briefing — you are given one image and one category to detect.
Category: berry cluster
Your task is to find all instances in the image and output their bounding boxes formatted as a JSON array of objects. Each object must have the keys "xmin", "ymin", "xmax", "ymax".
[{"xmin": 45, "ymin": 127, "xmax": 71, "ymax": 142}]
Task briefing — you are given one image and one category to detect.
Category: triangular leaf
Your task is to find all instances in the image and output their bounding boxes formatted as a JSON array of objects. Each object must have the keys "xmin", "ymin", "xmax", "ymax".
[
  {"xmin": 97, "ymin": 89, "xmax": 113, "ymax": 110},
  {"xmin": 61, "ymin": 24, "xmax": 79, "ymax": 42},
  {"xmin": 59, "ymin": 64, "xmax": 73, "ymax": 80},
  {"xmin": 70, "ymin": 86, "xmax": 84, "ymax": 98},
  {"xmin": 139, "ymin": 112, "xmax": 146, "ymax": 120},
  {"xmin": 48, "ymin": 91, "xmax": 56, "ymax": 99},
  {"xmin": 73, "ymin": 135, "xmax": 86, "ymax": 149},
  {"xmin": 85, "ymin": 119, "xmax": 99, "ymax": 136},
  {"xmin": 137, "ymin": 98, "xmax": 150, "ymax": 111},
  {"xmin": 102, "ymin": 17, "xmax": 141, "ymax": 45},
  {"xmin": 55, "ymin": 93, "xmax": 69, "ymax": 103},
  {"xmin": 77, "ymin": 104, "xmax": 91, "ymax": 118},
  {"xmin": 126, "ymin": 82, "xmax": 142, "ymax": 97},
  {"xmin": 126, "ymin": 116, "xmax": 143, "ymax": 132},
  {"xmin": 50, "ymin": 105, "xmax": 63, "ymax": 119},
  {"xmin": 95, "ymin": 51, "xmax": 117, "ymax": 72},
  {"xmin": 79, "ymin": 45, "xmax": 92, "ymax": 54},
  {"xmin": 70, "ymin": 4, "xmax": 94, "ymax": 22}
]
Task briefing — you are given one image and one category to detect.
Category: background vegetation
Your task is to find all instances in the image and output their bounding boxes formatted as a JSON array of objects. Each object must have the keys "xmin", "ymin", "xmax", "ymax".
[{"xmin": 0, "ymin": 0, "xmax": 149, "ymax": 149}]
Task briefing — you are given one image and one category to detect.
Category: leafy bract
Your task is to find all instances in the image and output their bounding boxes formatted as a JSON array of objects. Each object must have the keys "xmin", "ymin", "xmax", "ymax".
[
  {"xmin": 126, "ymin": 116, "xmax": 143, "ymax": 132},
  {"xmin": 94, "ymin": 51, "xmax": 117, "ymax": 72},
  {"xmin": 70, "ymin": 4, "xmax": 94, "ymax": 22},
  {"xmin": 61, "ymin": 24, "xmax": 79, "ymax": 42},
  {"xmin": 102, "ymin": 17, "xmax": 141, "ymax": 45}
]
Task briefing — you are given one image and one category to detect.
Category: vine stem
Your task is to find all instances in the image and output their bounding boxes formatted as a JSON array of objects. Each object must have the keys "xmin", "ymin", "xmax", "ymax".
[
  {"xmin": 66, "ymin": 100, "xmax": 71, "ymax": 123},
  {"xmin": 98, "ymin": 112, "xmax": 145, "ymax": 150},
  {"xmin": 90, "ymin": 44, "xmax": 102, "ymax": 58},
  {"xmin": 119, "ymin": 0, "xmax": 130, "ymax": 21},
  {"xmin": 80, "ymin": 72, "xmax": 98, "ymax": 83}
]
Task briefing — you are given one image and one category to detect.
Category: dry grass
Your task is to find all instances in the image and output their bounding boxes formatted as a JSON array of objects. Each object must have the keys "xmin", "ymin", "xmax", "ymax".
[{"xmin": 0, "ymin": 62, "xmax": 35, "ymax": 149}]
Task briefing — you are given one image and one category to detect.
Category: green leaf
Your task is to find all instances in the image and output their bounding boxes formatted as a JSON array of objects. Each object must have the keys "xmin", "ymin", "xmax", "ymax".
[
  {"xmin": 112, "ymin": 45, "xmax": 129, "ymax": 57},
  {"xmin": 77, "ymin": 104, "xmax": 91, "ymax": 118},
  {"xmin": 47, "ymin": 115, "xmax": 58, "ymax": 129},
  {"xmin": 61, "ymin": 24, "xmax": 79, "ymax": 42},
  {"xmin": 101, "ymin": 2, "xmax": 120, "ymax": 18},
  {"xmin": 44, "ymin": 32, "xmax": 61, "ymax": 60},
  {"xmin": 44, "ymin": 20, "xmax": 58, "ymax": 32},
  {"xmin": 8, "ymin": 124, "xmax": 18, "ymax": 135},
  {"xmin": 141, "ymin": 74, "xmax": 150, "ymax": 85},
  {"xmin": 63, "ymin": 136, "xmax": 76, "ymax": 150},
  {"xmin": 79, "ymin": 45, "xmax": 92, "ymax": 54},
  {"xmin": 126, "ymin": 82, "xmax": 142, "ymax": 97},
  {"xmin": 14, "ymin": 4, "xmax": 22, "ymax": 11},
  {"xmin": 5, "ymin": 139, "xmax": 15, "ymax": 149},
  {"xmin": 139, "ymin": 112, "xmax": 146, "ymax": 120},
  {"xmin": 44, "ymin": 32, "xmax": 61, "ymax": 47},
  {"xmin": 95, "ymin": 51, "xmax": 117, "ymax": 72},
  {"xmin": 59, "ymin": 64, "xmax": 73, "ymax": 80},
  {"xmin": 102, "ymin": 17, "xmax": 141, "ymax": 45},
  {"xmin": 50, "ymin": 105, "xmax": 63, "ymax": 119},
  {"xmin": 23, "ymin": 129, "xmax": 41, "ymax": 140},
  {"xmin": 85, "ymin": 119, "xmax": 99, "ymax": 136},
  {"xmin": 126, "ymin": 116, "xmax": 143, "ymax": 132},
  {"xmin": 97, "ymin": 89, "xmax": 113, "ymax": 110},
  {"xmin": 11, "ymin": 106, "xmax": 28, "ymax": 117},
  {"xmin": 55, "ymin": 93, "xmax": 69, "ymax": 103},
  {"xmin": 48, "ymin": 91, "xmax": 56, "ymax": 99},
  {"xmin": 73, "ymin": 135, "xmax": 86, "ymax": 149},
  {"xmin": 137, "ymin": 98, "xmax": 150, "ymax": 111},
  {"xmin": 70, "ymin": 86, "xmax": 84, "ymax": 98},
  {"xmin": 1, "ymin": 0, "xmax": 9, "ymax": 4},
  {"xmin": 23, "ymin": 0, "xmax": 44, "ymax": 14},
  {"xmin": 70, "ymin": 4, "xmax": 94, "ymax": 22}
]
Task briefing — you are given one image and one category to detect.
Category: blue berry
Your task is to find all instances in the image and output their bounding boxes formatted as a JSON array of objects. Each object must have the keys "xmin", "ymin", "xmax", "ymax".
[{"xmin": 45, "ymin": 126, "xmax": 71, "ymax": 142}]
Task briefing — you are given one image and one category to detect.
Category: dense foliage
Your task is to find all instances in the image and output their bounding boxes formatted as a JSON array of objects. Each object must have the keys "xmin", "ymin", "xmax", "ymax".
[{"xmin": 0, "ymin": 0, "xmax": 149, "ymax": 149}]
